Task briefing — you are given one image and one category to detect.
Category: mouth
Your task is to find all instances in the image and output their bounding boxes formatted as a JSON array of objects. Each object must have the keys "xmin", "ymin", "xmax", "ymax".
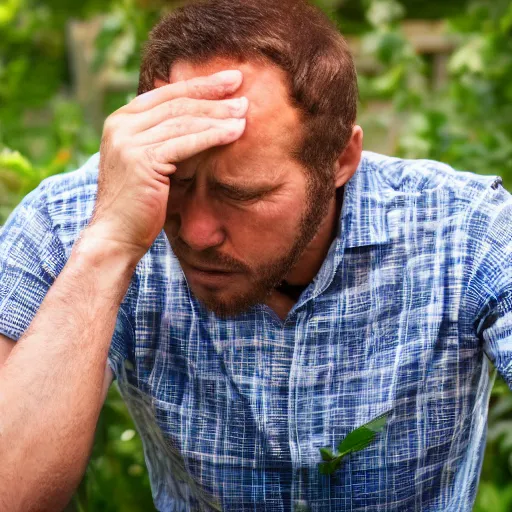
[
  {"xmin": 188, "ymin": 264, "xmax": 233, "ymax": 273},
  {"xmin": 180, "ymin": 261, "xmax": 241, "ymax": 288}
]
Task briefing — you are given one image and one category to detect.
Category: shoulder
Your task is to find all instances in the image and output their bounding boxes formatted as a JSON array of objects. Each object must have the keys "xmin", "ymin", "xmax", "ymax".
[
  {"xmin": 41, "ymin": 153, "xmax": 100, "ymax": 242},
  {"xmin": 362, "ymin": 151, "xmax": 499, "ymax": 202},
  {"xmin": 35, "ymin": 152, "xmax": 99, "ymax": 202},
  {"xmin": 0, "ymin": 152, "xmax": 101, "ymax": 281},
  {"xmin": 361, "ymin": 151, "xmax": 512, "ymax": 242}
]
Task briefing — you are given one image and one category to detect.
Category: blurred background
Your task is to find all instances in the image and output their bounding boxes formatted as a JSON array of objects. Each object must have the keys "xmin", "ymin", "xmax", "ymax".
[{"xmin": 1, "ymin": 0, "xmax": 512, "ymax": 510}]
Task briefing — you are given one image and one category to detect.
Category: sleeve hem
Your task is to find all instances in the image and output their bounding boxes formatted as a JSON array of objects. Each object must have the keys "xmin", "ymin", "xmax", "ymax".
[{"xmin": 0, "ymin": 324, "xmax": 23, "ymax": 342}]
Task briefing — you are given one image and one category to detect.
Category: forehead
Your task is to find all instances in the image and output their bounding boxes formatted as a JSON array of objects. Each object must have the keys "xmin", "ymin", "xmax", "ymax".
[{"xmin": 167, "ymin": 58, "xmax": 304, "ymax": 181}]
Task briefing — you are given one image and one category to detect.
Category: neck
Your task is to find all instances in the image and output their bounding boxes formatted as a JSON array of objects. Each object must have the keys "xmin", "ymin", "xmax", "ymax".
[
  {"xmin": 284, "ymin": 188, "xmax": 342, "ymax": 286},
  {"xmin": 264, "ymin": 188, "xmax": 343, "ymax": 320}
]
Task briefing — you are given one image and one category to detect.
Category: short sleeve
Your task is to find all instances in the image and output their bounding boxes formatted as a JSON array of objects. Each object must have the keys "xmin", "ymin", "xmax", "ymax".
[
  {"xmin": 0, "ymin": 179, "xmax": 134, "ymax": 382},
  {"xmin": 470, "ymin": 182, "xmax": 512, "ymax": 387},
  {"xmin": 0, "ymin": 184, "xmax": 66, "ymax": 341}
]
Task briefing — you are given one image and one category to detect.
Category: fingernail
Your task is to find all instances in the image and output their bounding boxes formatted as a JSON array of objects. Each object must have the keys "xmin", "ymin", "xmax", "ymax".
[
  {"xmin": 229, "ymin": 96, "xmax": 248, "ymax": 115},
  {"xmin": 214, "ymin": 70, "xmax": 243, "ymax": 83}
]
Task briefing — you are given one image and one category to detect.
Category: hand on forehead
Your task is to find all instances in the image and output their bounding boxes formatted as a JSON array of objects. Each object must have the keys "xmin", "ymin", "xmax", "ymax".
[
  {"xmin": 165, "ymin": 58, "xmax": 301, "ymax": 137},
  {"xmin": 150, "ymin": 58, "xmax": 306, "ymax": 190}
]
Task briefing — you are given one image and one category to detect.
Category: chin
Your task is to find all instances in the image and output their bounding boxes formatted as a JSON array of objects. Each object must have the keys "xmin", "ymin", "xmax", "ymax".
[
  {"xmin": 192, "ymin": 284, "xmax": 268, "ymax": 319},
  {"xmin": 198, "ymin": 296, "xmax": 251, "ymax": 318}
]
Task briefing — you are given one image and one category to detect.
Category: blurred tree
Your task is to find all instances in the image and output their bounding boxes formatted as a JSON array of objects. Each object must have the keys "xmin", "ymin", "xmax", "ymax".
[{"xmin": 357, "ymin": 0, "xmax": 512, "ymax": 188}]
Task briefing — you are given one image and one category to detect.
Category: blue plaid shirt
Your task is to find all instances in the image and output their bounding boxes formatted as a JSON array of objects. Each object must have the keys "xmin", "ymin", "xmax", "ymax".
[{"xmin": 1, "ymin": 151, "xmax": 512, "ymax": 511}]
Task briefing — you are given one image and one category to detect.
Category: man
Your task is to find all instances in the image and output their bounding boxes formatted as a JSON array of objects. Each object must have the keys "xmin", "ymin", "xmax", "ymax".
[{"xmin": 0, "ymin": 0, "xmax": 511, "ymax": 510}]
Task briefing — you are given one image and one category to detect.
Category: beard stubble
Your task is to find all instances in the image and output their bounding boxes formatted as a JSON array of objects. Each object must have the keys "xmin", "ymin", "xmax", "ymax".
[{"xmin": 170, "ymin": 179, "xmax": 335, "ymax": 318}]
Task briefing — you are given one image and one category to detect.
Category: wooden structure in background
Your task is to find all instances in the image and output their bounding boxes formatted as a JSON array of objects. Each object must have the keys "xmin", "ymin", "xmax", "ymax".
[
  {"xmin": 67, "ymin": 19, "xmax": 139, "ymax": 130},
  {"xmin": 347, "ymin": 21, "xmax": 458, "ymax": 84},
  {"xmin": 67, "ymin": 18, "xmax": 459, "ymax": 152}
]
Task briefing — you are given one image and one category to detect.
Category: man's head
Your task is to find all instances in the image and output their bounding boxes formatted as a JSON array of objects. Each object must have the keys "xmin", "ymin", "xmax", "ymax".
[{"xmin": 138, "ymin": 0, "xmax": 362, "ymax": 317}]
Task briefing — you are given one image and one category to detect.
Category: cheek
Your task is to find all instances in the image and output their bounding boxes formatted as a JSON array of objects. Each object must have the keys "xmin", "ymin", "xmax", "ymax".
[{"xmin": 223, "ymin": 198, "xmax": 305, "ymax": 260}]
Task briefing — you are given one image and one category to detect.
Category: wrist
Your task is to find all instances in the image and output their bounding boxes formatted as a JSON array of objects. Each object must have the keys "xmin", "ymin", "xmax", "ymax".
[
  {"xmin": 69, "ymin": 228, "xmax": 140, "ymax": 302},
  {"xmin": 76, "ymin": 223, "xmax": 146, "ymax": 269}
]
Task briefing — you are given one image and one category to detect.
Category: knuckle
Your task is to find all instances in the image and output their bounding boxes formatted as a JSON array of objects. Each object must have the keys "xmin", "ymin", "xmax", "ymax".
[
  {"xmin": 103, "ymin": 114, "xmax": 117, "ymax": 134},
  {"xmin": 198, "ymin": 117, "xmax": 215, "ymax": 131},
  {"xmin": 187, "ymin": 75, "xmax": 223, "ymax": 98},
  {"xmin": 109, "ymin": 134, "xmax": 124, "ymax": 153},
  {"xmin": 203, "ymin": 75, "xmax": 229, "ymax": 95},
  {"xmin": 171, "ymin": 143, "xmax": 183, "ymax": 162},
  {"xmin": 217, "ymin": 101, "xmax": 234, "ymax": 117},
  {"xmin": 174, "ymin": 114, "xmax": 192, "ymax": 132},
  {"xmin": 101, "ymin": 131, "xmax": 125, "ymax": 158},
  {"xmin": 184, "ymin": 79, "xmax": 203, "ymax": 97},
  {"xmin": 162, "ymin": 116, "xmax": 190, "ymax": 138},
  {"xmin": 170, "ymin": 119, "xmax": 184, "ymax": 136},
  {"xmin": 117, "ymin": 144, "xmax": 134, "ymax": 168}
]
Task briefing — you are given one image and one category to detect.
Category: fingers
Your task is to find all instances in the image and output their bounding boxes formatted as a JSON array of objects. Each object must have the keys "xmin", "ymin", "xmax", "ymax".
[
  {"xmin": 133, "ymin": 116, "xmax": 244, "ymax": 146},
  {"xmin": 133, "ymin": 96, "xmax": 249, "ymax": 133},
  {"xmin": 151, "ymin": 118, "xmax": 246, "ymax": 164},
  {"xmin": 126, "ymin": 70, "xmax": 243, "ymax": 113}
]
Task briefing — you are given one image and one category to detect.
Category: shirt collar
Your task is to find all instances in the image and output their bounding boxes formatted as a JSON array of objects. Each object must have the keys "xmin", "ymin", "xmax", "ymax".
[
  {"xmin": 339, "ymin": 151, "xmax": 390, "ymax": 249},
  {"xmin": 301, "ymin": 152, "xmax": 391, "ymax": 305}
]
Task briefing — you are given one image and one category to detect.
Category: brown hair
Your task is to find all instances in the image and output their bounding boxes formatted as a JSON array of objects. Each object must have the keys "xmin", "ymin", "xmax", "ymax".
[{"xmin": 138, "ymin": 0, "xmax": 358, "ymax": 187}]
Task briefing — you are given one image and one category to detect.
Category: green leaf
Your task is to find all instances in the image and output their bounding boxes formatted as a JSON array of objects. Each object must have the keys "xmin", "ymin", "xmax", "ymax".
[
  {"xmin": 318, "ymin": 411, "xmax": 392, "ymax": 476},
  {"xmin": 0, "ymin": 148, "xmax": 34, "ymax": 178},
  {"xmin": 337, "ymin": 426, "xmax": 376, "ymax": 456},
  {"xmin": 337, "ymin": 410, "xmax": 391, "ymax": 457},
  {"xmin": 318, "ymin": 457, "xmax": 343, "ymax": 475},
  {"xmin": 364, "ymin": 410, "xmax": 392, "ymax": 432},
  {"xmin": 319, "ymin": 447, "xmax": 336, "ymax": 461}
]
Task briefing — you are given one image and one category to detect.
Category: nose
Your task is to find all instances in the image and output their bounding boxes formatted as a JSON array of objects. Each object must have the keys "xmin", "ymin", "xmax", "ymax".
[{"xmin": 173, "ymin": 190, "xmax": 225, "ymax": 252}]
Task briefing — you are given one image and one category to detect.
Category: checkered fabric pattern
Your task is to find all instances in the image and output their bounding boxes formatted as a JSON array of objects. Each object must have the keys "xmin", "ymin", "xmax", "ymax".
[{"xmin": 1, "ymin": 151, "xmax": 511, "ymax": 511}]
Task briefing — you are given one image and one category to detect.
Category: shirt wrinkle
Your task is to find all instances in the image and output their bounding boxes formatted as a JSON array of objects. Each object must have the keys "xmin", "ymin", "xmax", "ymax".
[{"xmin": 1, "ymin": 150, "xmax": 512, "ymax": 512}]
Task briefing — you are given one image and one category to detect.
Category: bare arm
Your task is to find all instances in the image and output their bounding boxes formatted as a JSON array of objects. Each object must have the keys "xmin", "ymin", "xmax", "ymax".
[
  {"xmin": 0, "ymin": 336, "xmax": 113, "ymax": 401},
  {"xmin": 0, "ymin": 335, "xmax": 15, "ymax": 367},
  {"xmin": 0, "ymin": 69, "xmax": 246, "ymax": 512},
  {"xmin": 0, "ymin": 236, "xmax": 134, "ymax": 512}
]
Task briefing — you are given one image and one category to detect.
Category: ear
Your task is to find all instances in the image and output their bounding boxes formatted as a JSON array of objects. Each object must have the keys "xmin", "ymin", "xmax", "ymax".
[
  {"xmin": 333, "ymin": 125, "xmax": 363, "ymax": 188},
  {"xmin": 154, "ymin": 78, "xmax": 169, "ymax": 88}
]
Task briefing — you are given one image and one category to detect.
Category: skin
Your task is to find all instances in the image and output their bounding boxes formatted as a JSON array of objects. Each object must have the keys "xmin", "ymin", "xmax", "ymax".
[
  {"xmin": 0, "ymin": 58, "xmax": 361, "ymax": 511},
  {"xmin": 157, "ymin": 58, "xmax": 364, "ymax": 319},
  {"xmin": 0, "ymin": 69, "xmax": 254, "ymax": 511}
]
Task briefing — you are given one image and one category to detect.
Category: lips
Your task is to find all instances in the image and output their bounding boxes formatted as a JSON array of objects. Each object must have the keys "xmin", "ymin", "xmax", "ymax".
[
  {"xmin": 180, "ymin": 260, "xmax": 240, "ymax": 289},
  {"xmin": 186, "ymin": 263, "xmax": 234, "ymax": 274}
]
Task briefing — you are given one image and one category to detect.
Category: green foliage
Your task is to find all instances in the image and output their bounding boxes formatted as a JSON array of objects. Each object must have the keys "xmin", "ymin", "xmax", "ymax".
[
  {"xmin": 1, "ymin": 0, "xmax": 511, "ymax": 510},
  {"xmin": 0, "ymin": 0, "xmax": 111, "ymax": 165},
  {"xmin": 71, "ymin": 385, "xmax": 154, "ymax": 511},
  {"xmin": 474, "ymin": 377, "xmax": 512, "ymax": 511},
  {"xmin": 359, "ymin": 0, "xmax": 512, "ymax": 189},
  {"xmin": 319, "ymin": 411, "xmax": 390, "ymax": 475}
]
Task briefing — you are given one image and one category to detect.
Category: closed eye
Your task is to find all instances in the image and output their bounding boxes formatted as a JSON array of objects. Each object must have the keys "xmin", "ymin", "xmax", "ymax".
[
  {"xmin": 217, "ymin": 184, "xmax": 264, "ymax": 202},
  {"xmin": 171, "ymin": 176, "xmax": 194, "ymax": 186}
]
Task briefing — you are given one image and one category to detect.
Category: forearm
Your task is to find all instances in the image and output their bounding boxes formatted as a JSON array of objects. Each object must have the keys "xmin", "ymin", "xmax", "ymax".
[{"xmin": 0, "ymin": 231, "xmax": 137, "ymax": 512}]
